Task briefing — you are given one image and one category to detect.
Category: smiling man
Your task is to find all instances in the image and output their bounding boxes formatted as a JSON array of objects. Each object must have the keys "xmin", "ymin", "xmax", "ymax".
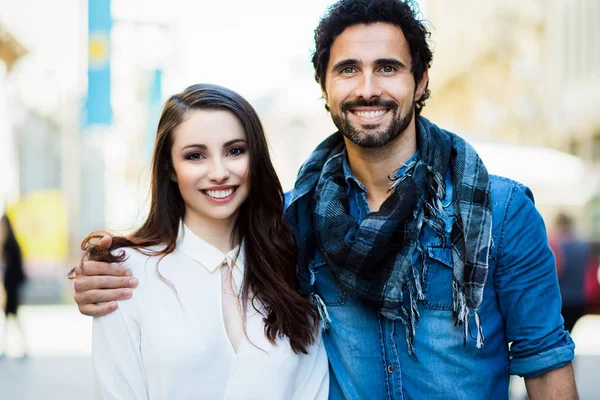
[
  {"xmin": 72, "ymin": 1, "xmax": 577, "ymax": 399},
  {"xmin": 325, "ymin": 23, "xmax": 423, "ymax": 151},
  {"xmin": 284, "ymin": 0, "xmax": 577, "ymax": 399}
]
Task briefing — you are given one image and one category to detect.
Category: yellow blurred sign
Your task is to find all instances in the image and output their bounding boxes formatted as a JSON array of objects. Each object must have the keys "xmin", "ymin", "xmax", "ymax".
[
  {"xmin": 5, "ymin": 190, "xmax": 68, "ymax": 263},
  {"xmin": 88, "ymin": 32, "xmax": 109, "ymax": 69}
]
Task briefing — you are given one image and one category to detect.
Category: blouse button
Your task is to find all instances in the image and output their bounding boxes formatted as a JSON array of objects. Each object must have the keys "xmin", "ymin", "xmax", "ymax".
[{"xmin": 387, "ymin": 364, "xmax": 394, "ymax": 374}]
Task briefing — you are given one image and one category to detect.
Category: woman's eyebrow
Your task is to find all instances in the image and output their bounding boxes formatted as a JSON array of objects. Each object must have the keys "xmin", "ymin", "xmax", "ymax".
[
  {"xmin": 181, "ymin": 143, "xmax": 206, "ymax": 151},
  {"xmin": 223, "ymin": 139, "xmax": 248, "ymax": 147}
]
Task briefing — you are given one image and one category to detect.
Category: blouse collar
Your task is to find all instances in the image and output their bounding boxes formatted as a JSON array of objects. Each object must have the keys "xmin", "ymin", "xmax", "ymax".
[{"xmin": 177, "ymin": 222, "xmax": 245, "ymax": 274}]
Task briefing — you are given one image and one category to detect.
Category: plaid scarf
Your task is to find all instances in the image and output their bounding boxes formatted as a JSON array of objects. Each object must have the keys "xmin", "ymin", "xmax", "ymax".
[{"xmin": 286, "ymin": 117, "xmax": 492, "ymax": 354}]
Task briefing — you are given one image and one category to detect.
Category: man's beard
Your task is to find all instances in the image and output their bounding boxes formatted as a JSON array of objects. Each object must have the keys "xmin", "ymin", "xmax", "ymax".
[{"xmin": 331, "ymin": 98, "xmax": 414, "ymax": 148}]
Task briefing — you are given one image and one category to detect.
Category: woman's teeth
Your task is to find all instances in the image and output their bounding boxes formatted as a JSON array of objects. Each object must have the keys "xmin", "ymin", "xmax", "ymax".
[{"xmin": 204, "ymin": 188, "xmax": 235, "ymax": 199}]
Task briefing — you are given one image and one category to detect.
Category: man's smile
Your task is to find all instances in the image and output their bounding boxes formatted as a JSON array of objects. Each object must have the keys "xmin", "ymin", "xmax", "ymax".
[{"xmin": 348, "ymin": 107, "xmax": 392, "ymax": 124}]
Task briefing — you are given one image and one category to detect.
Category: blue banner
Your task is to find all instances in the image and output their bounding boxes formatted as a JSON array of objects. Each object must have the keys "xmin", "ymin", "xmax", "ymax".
[
  {"xmin": 85, "ymin": 0, "xmax": 112, "ymax": 127},
  {"xmin": 146, "ymin": 69, "xmax": 163, "ymax": 159}
]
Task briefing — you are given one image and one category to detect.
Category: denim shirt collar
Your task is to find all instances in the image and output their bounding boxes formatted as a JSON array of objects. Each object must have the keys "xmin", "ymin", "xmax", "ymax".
[{"xmin": 341, "ymin": 148, "xmax": 420, "ymax": 193}]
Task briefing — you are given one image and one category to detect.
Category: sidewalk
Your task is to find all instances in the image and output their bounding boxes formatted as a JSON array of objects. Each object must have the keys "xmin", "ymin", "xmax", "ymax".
[
  {"xmin": 1, "ymin": 305, "xmax": 599, "ymax": 399},
  {"xmin": 0, "ymin": 356, "xmax": 94, "ymax": 399},
  {"xmin": 0, "ymin": 305, "xmax": 94, "ymax": 399}
]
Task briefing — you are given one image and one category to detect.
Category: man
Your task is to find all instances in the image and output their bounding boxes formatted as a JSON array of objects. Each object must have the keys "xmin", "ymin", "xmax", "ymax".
[
  {"xmin": 551, "ymin": 213, "xmax": 595, "ymax": 332},
  {"xmin": 73, "ymin": 0, "xmax": 577, "ymax": 398}
]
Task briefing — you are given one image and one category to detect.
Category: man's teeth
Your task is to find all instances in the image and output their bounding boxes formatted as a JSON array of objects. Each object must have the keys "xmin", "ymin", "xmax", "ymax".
[
  {"xmin": 354, "ymin": 110, "xmax": 386, "ymax": 118},
  {"xmin": 205, "ymin": 188, "xmax": 235, "ymax": 199}
]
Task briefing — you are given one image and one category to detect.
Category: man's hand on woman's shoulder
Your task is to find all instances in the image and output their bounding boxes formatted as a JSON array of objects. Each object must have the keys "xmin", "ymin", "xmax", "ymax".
[{"xmin": 72, "ymin": 235, "xmax": 139, "ymax": 317}]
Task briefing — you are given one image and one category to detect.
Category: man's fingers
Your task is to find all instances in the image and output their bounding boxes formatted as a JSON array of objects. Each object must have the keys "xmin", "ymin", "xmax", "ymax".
[
  {"xmin": 98, "ymin": 235, "xmax": 113, "ymax": 249},
  {"xmin": 74, "ymin": 288, "xmax": 133, "ymax": 306},
  {"xmin": 80, "ymin": 260, "xmax": 131, "ymax": 277},
  {"xmin": 74, "ymin": 275, "xmax": 138, "ymax": 293},
  {"xmin": 78, "ymin": 301, "xmax": 118, "ymax": 317}
]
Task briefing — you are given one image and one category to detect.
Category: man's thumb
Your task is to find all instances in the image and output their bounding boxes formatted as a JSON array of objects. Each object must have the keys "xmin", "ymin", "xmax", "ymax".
[{"xmin": 99, "ymin": 234, "xmax": 113, "ymax": 249}]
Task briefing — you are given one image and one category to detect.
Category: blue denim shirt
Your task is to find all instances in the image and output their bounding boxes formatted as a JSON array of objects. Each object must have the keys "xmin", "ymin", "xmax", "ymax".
[{"xmin": 285, "ymin": 150, "xmax": 575, "ymax": 400}]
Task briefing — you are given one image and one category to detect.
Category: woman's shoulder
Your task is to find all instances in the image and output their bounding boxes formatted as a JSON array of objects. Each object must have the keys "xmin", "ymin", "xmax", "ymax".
[{"xmin": 110, "ymin": 245, "xmax": 166, "ymax": 275}]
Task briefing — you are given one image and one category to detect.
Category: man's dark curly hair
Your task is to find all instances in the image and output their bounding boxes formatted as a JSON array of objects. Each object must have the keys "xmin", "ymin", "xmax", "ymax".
[{"xmin": 312, "ymin": 0, "xmax": 433, "ymax": 115}]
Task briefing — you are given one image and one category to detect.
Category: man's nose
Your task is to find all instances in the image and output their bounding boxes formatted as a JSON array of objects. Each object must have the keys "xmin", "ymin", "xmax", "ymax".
[{"xmin": 354, "ymin": 72, "xmax": 383, "ymax": 100}]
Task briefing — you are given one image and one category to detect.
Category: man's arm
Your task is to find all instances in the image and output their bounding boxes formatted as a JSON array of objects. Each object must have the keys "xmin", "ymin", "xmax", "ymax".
[
  {"xmin": 493, "ymin": 182, "xmax": 576, "ymax": 393},
  {"xmin": 72, "ymin": 235, "xmax": 138, "ymax": 317},
  {"xmin": 525, "ymin": 363, "xmax": 578, "ymax": 400}
]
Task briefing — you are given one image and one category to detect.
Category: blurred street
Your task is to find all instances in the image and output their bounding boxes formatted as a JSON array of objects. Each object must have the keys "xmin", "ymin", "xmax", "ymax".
[
  {"xmin": 0, "ymin": 306, "xmax": 599, "ymax": 399},
  {"xmin": 0, "ymin": 305, "xmax": 95, "ymax": 399},
  {"xmin": 0, "ymin": 356, "xmax": 94, "ymax": 399},
  {"xmin": 1, "ymin": 0, "xmax": 600, "ymax": 398}
]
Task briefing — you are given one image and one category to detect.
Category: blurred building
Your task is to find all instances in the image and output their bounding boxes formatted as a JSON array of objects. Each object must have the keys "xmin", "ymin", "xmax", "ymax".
[
  {"xmin": 0, "ymin": 24, "xmax": 27, "ymax": 72},
  {"xmin": 0, "ymin": 23, "xmax": 27, "ymax": 204},
  {"xmin": 256, "ymin": 55, "xmax": 336, "ymax": 191},
  {"xmin": 424, "ymin": 0, "xmax": 600, "ymax": 238}
]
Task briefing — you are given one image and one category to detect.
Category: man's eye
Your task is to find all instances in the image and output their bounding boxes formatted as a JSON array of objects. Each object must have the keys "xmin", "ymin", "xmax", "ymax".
[
  {"xmin": 228, "ymin": 147, "xmax": 246, "ymax": 157},
  {"xmin": 341, "ymin": 67, "xmax": 355, "ymax": 74},
  {"xmin": 381, "ymin": 65, "xmax": 396, "ymax": 73},
  {"xmin": 186, "ymin": 152, "xmax": 204, "ymax": 160}
]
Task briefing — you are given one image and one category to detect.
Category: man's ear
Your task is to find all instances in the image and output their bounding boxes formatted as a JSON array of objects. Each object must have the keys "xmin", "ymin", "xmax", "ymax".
[
  {"xmin": 415, "ymin": 69, "xmax": 429, "ymax": 102},
  {"xmin": 320, "ymin": 83, "xmax": 330, "ymax": 111},
  {"xmin": 321, "ymin": 87, "xmax": 328, "ymax": 103}
]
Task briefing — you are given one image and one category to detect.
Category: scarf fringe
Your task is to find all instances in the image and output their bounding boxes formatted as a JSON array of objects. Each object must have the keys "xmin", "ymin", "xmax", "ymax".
[
  {"xmin": 475, "ymin": 310, "xmax": 484, "ymax": 348},
  {"xmin": 452, "ymin": 279, "xmax": 485, "ymax": 349},
  {"xmin": 400, "ymin": 278, "xmax": 421, "ymax": 356},
  {"xmin": 312, "ymin": 293, "xmax": 331, "ymax": 332},
  {"xmin": 413, "ymin": 215, "xmax": 426, "ymax": 301},
  {"xmin": 423, "ymin": 165, "xmax": 448, "ymax": 242}
]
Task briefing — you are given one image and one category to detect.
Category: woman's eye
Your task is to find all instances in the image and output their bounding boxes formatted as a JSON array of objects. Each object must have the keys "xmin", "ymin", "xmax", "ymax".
[
  {"xmin": 228, "ymin": 147, "xmax": 246, "ymax": 157},
  {"xmin": 186, "ymin": 152, "xmax": 204, "ymax": 161}
]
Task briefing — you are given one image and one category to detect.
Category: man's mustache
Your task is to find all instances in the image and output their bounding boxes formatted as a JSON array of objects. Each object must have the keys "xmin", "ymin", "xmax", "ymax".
[{"xmin": 341, "ymin": 99, "xmax": 398, "ymax": 113}]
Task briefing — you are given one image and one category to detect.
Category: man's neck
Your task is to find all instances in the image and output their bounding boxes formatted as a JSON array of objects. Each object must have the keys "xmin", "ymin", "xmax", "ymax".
[{"xmin": 345, "ymin": 121, "xmax": 417, "ymax": 211}]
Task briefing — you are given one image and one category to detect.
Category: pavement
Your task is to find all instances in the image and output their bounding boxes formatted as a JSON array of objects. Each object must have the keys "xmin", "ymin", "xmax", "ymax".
[
  {"xmin": 0, "ymin": 305, "xmax": 598, "ymax": 399},
  {"xmin": 0, "ymin": 305, "xmax": 95, "ymax": 399},
  {"xmin": 0, "ymin": 356, "xmax": 94, "ymax": 400}
]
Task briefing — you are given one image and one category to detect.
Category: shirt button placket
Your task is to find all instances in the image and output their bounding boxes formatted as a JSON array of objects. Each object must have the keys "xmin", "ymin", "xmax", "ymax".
[{"xmin": 381, "ymin": 318, "xmax": 404, "ymax": 399}]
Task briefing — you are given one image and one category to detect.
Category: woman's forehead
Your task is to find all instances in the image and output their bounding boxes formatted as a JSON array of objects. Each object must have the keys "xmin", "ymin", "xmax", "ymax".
[{"xmin": 173, "ymin": 109, "xmax": 247, "ymax": 148}]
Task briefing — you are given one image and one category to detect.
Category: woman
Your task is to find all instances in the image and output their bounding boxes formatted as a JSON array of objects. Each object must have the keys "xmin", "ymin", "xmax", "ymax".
[
  {"xmin": 85, "ymin": 84, "xmax": 328, "ymax": 399},
  {"xmin": 0, "ymin": 213, "xmax": 28, "ymax": 360}
]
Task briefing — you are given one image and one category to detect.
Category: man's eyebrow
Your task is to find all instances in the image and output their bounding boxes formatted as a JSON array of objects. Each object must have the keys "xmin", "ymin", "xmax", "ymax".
[
  {"xmin": 374, "ymin": 58, "xmax": 407, "ymax": 69},
  {"xmin": 331, "ymin": 59, "xmax": 359, "ymax": 71}
]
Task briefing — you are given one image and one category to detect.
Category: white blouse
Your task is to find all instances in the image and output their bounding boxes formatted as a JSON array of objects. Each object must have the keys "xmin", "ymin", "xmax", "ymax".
[{"xmin": 92, "ymin": 224, "xmax": 329, "ymax": 399}]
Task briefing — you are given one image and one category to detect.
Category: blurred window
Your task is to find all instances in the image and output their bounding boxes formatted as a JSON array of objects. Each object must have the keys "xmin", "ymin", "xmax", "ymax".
[
  {"xmin": 569, "ymin": 138, "xmax": 580, "ymax": 157},
  {"xmin": 592, "ymin": 133, "xmax": 600, "ymax": 162}
]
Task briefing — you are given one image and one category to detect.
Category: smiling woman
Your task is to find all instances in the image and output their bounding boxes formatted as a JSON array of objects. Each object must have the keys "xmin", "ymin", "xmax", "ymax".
[
  {"xmin": 79, "ymin": 84, "xmax": 328, "ymax": 399},
  {"xmin": 170, "ymin": 109, "xmax": 250, "ymax": 239}
]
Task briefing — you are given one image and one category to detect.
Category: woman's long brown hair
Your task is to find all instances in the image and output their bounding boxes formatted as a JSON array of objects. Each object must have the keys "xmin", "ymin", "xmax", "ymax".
[{"xmin": 81, "ymin": 84, "xmax": 318, "ymax": 353}]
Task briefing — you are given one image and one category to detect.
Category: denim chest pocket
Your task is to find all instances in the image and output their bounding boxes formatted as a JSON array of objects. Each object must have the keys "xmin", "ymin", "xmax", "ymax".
[
  {"xmin": 311, "ymin": 260, "xmax": 348, "ymax": 306},
  {"xmin": 422, "ymin": 245, "xmax": 454, "ymax": 310}
]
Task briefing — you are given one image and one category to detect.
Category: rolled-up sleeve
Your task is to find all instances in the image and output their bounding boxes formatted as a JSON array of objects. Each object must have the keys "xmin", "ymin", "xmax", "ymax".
[{"xmin": 494, "ymin": 182, "xmax": 575, "ymax": 378}]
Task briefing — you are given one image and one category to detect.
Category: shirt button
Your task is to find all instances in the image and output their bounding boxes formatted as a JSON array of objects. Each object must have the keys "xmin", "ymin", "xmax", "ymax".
[{"xmin": 387, "ymin": 365, "xmax": 394, "ymax": 374}]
